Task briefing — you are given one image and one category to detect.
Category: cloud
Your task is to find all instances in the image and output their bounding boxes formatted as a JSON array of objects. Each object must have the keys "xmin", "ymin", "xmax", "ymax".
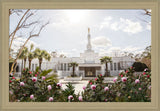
[
  {"xmin": 100, "ymin": 16, "xmax": 112, "ymax": 30},
  {"xmin": 11, "ymin": 37, "xmax": 39, "ymax": 53},
  {"xmin": 146, "ymin": 23, "xmax": 151, "ymax": 30},
  {"xmin": 91, "ymin": 36, "xmax": 112, "ymax": 48},
  {"xmin": 100, "ymin": 17, "xmax": 143, "ymax": 34},
  {"xmin": 111, "ymin": 18, "xmax": 143, "ymax": 34}
]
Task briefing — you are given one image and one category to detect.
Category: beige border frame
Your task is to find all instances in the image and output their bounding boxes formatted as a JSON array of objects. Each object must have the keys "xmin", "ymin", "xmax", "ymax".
[{"xmin": 0, "ymin": 0, "xmax": 159, "ymax": 111}]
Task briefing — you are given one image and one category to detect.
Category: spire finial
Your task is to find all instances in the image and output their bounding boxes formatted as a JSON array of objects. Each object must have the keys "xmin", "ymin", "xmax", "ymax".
[{"xmin": 88, "ymin": 27, "xmax": 90, "ymax": 34}]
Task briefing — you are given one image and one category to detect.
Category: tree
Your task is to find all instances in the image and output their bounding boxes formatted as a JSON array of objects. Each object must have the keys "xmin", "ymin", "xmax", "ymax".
[
  {"xmin": 17, "ymin": 47, "xmax": 28, "ymax": 71},
  {"xmin": 69, "ymin": 62, "xmax": 78, "ymax": 77},
  {"xmin": 141, "ymin": 45, "xmax": 151, "ymax": 70},
  {"xmin": 34, "ymin": 48, "xmax": 51, "ymax": 70},
  {"xmin": 100, "ymin": 56, "xmax": 112, "ymax": 77},
  {"xmin": 28, "ymin": 44, "xmax": 35, "ymax": 70},
  {"xmin": 9, "ymin": 9, "xmax": 49, "ymax": 73}
]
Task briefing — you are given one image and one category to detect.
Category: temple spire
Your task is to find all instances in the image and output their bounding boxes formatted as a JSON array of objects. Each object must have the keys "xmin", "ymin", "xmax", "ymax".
[{"xmin": 87, "ymin": 28, "xmax": 92, "ymax": 51}]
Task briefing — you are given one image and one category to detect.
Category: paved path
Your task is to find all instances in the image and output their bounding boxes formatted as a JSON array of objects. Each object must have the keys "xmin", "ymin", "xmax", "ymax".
[{"xmin": 59, "ymin": 79, "xmax": 88, "ymax": 95}]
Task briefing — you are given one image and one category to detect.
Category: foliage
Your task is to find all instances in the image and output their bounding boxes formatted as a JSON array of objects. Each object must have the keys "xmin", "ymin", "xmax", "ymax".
[
  {"xmin": 132, "ymin": 62, "xmax": 148, "ymax": 72},
  {"xmin": 100, "ymin": 56, "xmax": 112, "ymax": 77},
  {"xmin": 82, "ymin": 67, "xmax": 151, "ymax": 102},
  {"xmin": 9, "ymin": 67, "xmax": 151, "ymax": 102}
]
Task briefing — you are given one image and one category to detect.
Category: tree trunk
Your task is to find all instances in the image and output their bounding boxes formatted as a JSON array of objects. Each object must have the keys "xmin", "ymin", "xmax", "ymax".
[
  {"xmin": 39, "ymin": 59, "xmax": 42, "ymax": 71},
  {"xmin": 72, "ymin": 66, "xmax": 75, "ymax": 77},
  {"xmin": 29, "ymin": 59, "xmax": 32, "ymax": 70},
  {"xmin": 24, "ymin": 58, "xmax": 26, "ymax": 69},
  {"xmin": 21, "ymin": 59, "xmax": 23, "ymax": 72},
  {"xmin": 105, "ymin": 63, "xmax": 109, "ymax": 77}
]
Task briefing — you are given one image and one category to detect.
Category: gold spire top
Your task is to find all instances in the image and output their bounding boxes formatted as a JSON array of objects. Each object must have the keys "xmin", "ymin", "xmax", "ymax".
[{"xmin": 88, "ymin": 27, "xmax": 90, "ymax": 34}]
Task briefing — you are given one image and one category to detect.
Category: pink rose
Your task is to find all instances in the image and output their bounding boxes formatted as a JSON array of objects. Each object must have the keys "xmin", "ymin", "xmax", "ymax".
[
  {"xmin": 95, "ymin": 78, "xmax": 98, "ymax": 81},
  {"xmin": 90, "ymin": 82, "xmax": 92, "ymax": 85},
  {"xmin": 49, "ymin": 97, "xmax": 54, "ymax": 102},
  {"xmin": 47, "ymin": 85, "xmax": 52, "ymax": 91},
  {"xmin": 139, "ymin": 88, "xmax": 142, "ymax": 91},
  {"xmin": 32, "ymin": 77, "xmax": 37, "ymax": 82},
  {"xmin": 121, "ymin": 77, "xmax": 127, "ymax": 82},
  {"xmin": 20, "ymin": 82, "xmax": 25, "ymax": 86},
  {"xmin": 29, "ymin": 71, "xmax": 32, "ymax": 74},
  {"xmin": 57, "ymin": 83, "xmax": 62, "ymax": 87},
  {"xmin": 91, "ymin": 85, "xmax": 96, "ymax": 90},
  {"xmin": 78, "ymin": 96, "xmax": 83, "ymax": 101},
  {"xmin": 42, "ymin": 76, "xmax": 46, "ymax": 80},
  {"xmin": 68, "ymin": 95, "xmax": 73, "ymax": 100},
  {"xmin": 135, "ymin": 79, "xmax": 140, "ymax": 84},
  {"xmin": 100, "ymin": 74, "xmax": 102, "ymax": 76},
  {"xmin": 83, "ymin": 86, "xmax": 86, "ymax": 90},
  {"xmin": 104, "ymin": 87, "xmax": 109, "ymax": 91},
  {"xmin": 35, "ymin": 74, "xmax": 37, "ymax": 77},
  {"xmin": 104, "ymin": 99, "xmax": 108, "ymax": 102},
  {"xmin": 113, "ymin": 78, "xmax": 117, "ymax": 83},
  {"xmin": 30, "ymin": 94, "xmax": 34, "ymax": 99}
]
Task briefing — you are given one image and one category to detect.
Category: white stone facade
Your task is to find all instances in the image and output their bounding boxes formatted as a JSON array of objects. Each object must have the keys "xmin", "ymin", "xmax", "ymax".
[{"xmin": 16, "ymin": 28, "xmax": 135, "ymax": 77}]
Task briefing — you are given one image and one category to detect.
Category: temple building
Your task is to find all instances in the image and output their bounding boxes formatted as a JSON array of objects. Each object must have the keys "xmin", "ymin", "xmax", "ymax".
[{"xmin": 16, "ymin": 28, "xmax": 135, "ymax": 78}]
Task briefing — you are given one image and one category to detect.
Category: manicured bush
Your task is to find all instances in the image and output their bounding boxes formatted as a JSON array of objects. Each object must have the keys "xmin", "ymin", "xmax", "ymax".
[{"xmin": 132, "ymin": 62, "xmax": 148, "ymax": 72}]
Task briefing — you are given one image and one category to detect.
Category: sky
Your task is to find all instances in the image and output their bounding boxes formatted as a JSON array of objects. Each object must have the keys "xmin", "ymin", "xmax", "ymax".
[{"xmin": 10, "ymin": 9, "xmax": 151, "ymax": 57}]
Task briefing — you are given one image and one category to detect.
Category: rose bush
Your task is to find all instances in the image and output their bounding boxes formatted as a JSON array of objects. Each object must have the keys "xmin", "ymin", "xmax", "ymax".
[{"xmin": 9, "ymin": 67, "xmax": 151, "ymax": 102}]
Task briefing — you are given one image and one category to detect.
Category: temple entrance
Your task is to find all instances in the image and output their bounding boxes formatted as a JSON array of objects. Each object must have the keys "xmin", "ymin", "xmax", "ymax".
[
  {"xmin": 85, "ymin": 67, "xmax": 96, "ymax": 77},
  {"xmin": 79, "ymin": 66, "xmax": 101, "ymax": 77}
]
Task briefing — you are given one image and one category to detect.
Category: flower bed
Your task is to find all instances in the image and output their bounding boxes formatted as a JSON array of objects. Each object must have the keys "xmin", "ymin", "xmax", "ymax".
[{"xmin": 9, "ymin": 67, "xmax": 151, "ymax": 102}]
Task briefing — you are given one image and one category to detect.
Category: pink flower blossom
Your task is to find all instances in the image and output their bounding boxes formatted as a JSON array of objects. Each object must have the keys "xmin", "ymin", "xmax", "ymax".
[
  {"xmin": 135, "ymin": 79, "xmax": 140, "ymax": 84},
  {"xmin": 104, "ymin": 99, "xmax": 108, "ymax": 102},
  {"xmin": 42, "ymin": 76, "xmax": 46, "ymax": 80},
  {"xmin": 10, "ymin": 73, "xmax": 13, "ymax": 76},
  {"xmin": 125, "ymin": 70, "xmax": 128, "ymax": 73},
  {"xmin": 139, "ymin": 88, "xmax": 142, "ymax": 91},
  {"xmin": 95, "ymin": 78, "xmax": 98, "ymax": 81},
  {"xmin": 148, "ymin": 86, "xmax": 151, "ymax": 90},
  {"xmin": 147, "ymin": 75, "xmax": 150, "ymax": 78},
  {"xmin": 113, "ymin": 78, "xmax": 117, "ymax": 83},
  {"xmin": 100, "ymin": 74, "xmax": 102, "ymax": 76},
  {"xmin": 29, "ymin": 71, "xmax": 32, "ymax": 74},
  {"xmin": 49, "ymin": 97, "xmax": 54, "ymax": 102},
  {"xmin": 121, "ymin": 77, "xmax": 127, "ymax": 82},
  {"xmin": 32, "ymin": 77, "xmax": 37, "ymax": 82},
  {"xmin": 130, "ymin": 66, "xmax": 133, "ymax": 69},
  {"xmin": 20, "ymin": 82, "xmax": 25, "ymax": 86},
  {"xmin": 12, "ymin": 77, "xmax": 15, "ymax": 79},
  {"xmin": 68, "ymin": 95, "xmax": 73, "ymax": 100},
  {"xmin": 57, "ymin": 83, "xmax": 62, "ymax": 87},
  {"xmin": 9, "ymin": 90, "xmax": 13, "ymax": 95},
  {"xmin": 35, "ymin": 74, "xmax": 37, "ymax": 77},
  {"xmin": 90, "ymin": 82, "xmax": 92, "ymax": 85},
  {"xmin": 78, "ymin": 96, "xmax": 83, "ymax": 101},
  {"xmin": 144, "ymin": 68, "xmax": 148, "ymax": 71},
  {"xmin": 91, "ymin": 85, "xmax": 96, "ymax": 90},
  {"xmin": 143, "ymin": 72, "xmax": 146, "ymax": 75},
  {"xmin": 121, "ymin": 75, "xmax": 123, "ymax": 77},
  {"xmin": 30, "ymin": 94, "xmax": 34, "ymax": 99},
  {"xmin": 83, "ymin": 86, "xmax": 86, "ymax": 90},
  {"xmin": 104, "ymin": 87, "xmax": 109, "ymax": 91},
  {"xmin": 47, "ymin": 85, "xmax": 52, "ymax": 91}
]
